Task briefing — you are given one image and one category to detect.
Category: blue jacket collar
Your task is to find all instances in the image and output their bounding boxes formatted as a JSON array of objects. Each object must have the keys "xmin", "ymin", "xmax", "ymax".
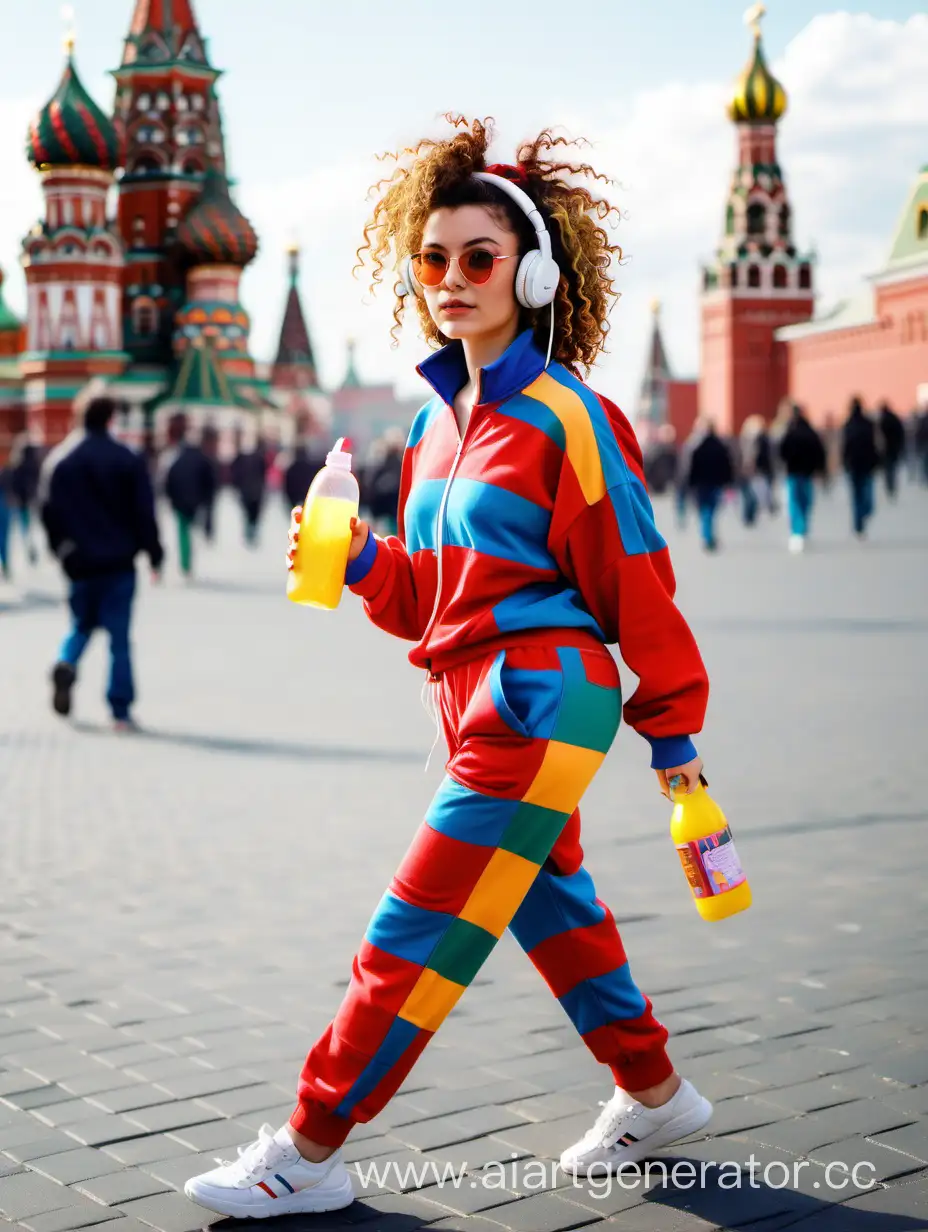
[{"xmin": 417, "ymin": 329, "xmax": 547, "ymax": 408}]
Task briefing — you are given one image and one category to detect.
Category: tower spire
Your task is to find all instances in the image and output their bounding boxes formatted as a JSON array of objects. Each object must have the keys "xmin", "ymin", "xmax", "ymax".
[
  {"xmin": 636, "ymin": 299, "xmax": 672, "ymax": 426},
  {"xmin": 272, "ymin": 244, "xmax": 319, "ymax": 391}
]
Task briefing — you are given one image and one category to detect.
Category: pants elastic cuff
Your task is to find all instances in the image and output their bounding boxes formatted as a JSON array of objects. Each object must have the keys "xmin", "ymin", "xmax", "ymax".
[
  {"xmin": 610, "ymin": 1049, "xmax": 675, "ymax": 1093},
  {"xmin": 289, "ymin": 1101, "xmax": 355, "ymax": 1148}
]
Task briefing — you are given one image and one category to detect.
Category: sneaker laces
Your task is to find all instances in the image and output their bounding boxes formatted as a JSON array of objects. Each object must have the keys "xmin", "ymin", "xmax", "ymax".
[
  {"xmin": 215, "ymin": 1123, "xmax": 282, "ymax": 1183},
  {"xmin": 591, "ymin": 1093, "xmax": 642, "ymax": 1146}
]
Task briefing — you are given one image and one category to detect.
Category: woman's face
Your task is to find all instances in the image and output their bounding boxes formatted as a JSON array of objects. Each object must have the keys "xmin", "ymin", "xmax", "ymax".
[{"xmin": 418, "ymin": 204, "xmax": 521, "ymax": 345}]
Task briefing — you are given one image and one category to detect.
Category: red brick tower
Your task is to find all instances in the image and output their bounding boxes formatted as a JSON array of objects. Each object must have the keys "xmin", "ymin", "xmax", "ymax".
[
  {"xmin": 113, "ymin": 0, "xmax": 226, "ymax": 369},
  {"xmin": 21, "ymin": 37, "xmax": 127, "ymax": 446},
  {"xmin": 699, "ymin": 3, "xmax": 814, "ymax": 434}
]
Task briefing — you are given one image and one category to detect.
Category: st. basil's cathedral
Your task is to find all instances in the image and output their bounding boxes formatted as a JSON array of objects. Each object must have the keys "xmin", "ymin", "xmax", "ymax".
[{"xmin": 0, "ymin": 0, "xmax": 422, "ymax": 464}]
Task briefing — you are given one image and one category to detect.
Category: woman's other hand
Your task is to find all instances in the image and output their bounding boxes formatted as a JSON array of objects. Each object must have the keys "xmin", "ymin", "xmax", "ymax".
[{"xmin": 656, "ymin": 756, "xmax": 704, "ymax": 800}]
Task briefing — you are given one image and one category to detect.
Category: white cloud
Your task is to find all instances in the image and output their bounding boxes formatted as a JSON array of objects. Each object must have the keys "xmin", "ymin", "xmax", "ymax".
[{"xmin": 1, "ymin": 13, "xmax": 924, "ymax": 418}]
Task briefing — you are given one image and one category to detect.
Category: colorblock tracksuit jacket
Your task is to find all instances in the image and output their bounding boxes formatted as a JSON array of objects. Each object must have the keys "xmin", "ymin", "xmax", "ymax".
[{"xmin": 289, "ymin": 330, "xmax": 709, "ymax": 1149}]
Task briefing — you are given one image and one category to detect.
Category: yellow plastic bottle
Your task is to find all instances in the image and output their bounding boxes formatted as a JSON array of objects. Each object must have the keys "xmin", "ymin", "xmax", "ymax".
[
  {"xmin": 286, "ymin": 438, "xmax": 360, "ymax": 610},
  {"xmin": 670, "ymin": 778, "xmax": 752, "ymax": 921}
]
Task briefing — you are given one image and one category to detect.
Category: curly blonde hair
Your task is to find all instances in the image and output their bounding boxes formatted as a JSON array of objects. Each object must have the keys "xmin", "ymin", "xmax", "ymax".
[{"xmin": 356, "ymin": 115, "xmax": 624, "ymax": 374}]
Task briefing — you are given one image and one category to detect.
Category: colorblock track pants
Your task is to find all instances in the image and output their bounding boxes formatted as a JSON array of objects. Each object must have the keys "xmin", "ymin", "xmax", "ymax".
[{"xmin": 290, "ymin": 641, "xmax": 672, "ymax": 1146}]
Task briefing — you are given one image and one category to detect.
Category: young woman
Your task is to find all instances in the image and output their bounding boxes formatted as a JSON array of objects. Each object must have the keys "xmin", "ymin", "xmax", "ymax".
[{"xmin": 186, "ymin": 116, "xmax": 713, "ymax": 1220}]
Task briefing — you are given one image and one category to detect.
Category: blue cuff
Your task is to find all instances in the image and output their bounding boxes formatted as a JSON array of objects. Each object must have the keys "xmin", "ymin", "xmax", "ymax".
[
  {"xmin": 344, "ymin": 529, "xmax": 377, "ymax": 585},
  {"xmin": 646, "ymin": 735, "xmax": 698, "ymax": 770}
]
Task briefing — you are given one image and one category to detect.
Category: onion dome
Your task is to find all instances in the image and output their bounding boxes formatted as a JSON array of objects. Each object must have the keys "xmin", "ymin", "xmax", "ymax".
[
  {"xmin": 26, "ymin": 41, "xmax": 120, "ymax": 171},
  {"xmin": 727, "ymin": 4, "xmax": 787, "ymax": 124},
  {"xmin": 177, "ymin": 168, "xmax": 259, "ymax": 268}
]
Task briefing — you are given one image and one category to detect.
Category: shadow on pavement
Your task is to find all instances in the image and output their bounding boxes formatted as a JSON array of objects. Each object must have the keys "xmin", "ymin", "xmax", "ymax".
[
  {"xmin": 70, "ymin": 719, "xmax": 424, "ymax": 765},
  {"xmin": 626, "ymin": 1154, "xmax": 927, "ymax": 1231}
]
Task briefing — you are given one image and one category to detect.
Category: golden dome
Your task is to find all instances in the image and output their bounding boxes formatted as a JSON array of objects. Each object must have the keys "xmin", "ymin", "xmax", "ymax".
[{"xmin": 728, "ymin": 4, "xmax": 787, "ymax": 124}]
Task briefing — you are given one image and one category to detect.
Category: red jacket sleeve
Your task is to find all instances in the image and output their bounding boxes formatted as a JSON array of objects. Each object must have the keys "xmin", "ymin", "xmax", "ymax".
[
  {"xmin": 550, "ymin": 396, "xmax": 709, "ymax": 769},
  {"xmin": 346, "ymin": 445, "xmax": 433, "ymax": 643}
]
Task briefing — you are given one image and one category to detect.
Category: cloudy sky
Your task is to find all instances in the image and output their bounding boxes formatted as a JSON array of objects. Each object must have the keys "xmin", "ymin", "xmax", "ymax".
[{"xmin": 0, "ymin": 1, "xmax": 924, "ymax": 413}]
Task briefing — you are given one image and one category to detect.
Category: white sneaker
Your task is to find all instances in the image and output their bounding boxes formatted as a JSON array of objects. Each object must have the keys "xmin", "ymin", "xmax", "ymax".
[
  {"xmin": 184, "ymin": 1123, "xmax": 354, "ymax": 1219},
  {"xmin": 560, "ymin": 1079, "xmax": 712, "ymax": 1175},
  {"xmin": 788, "ymin": 534, "xmax": 806, "ymax": 553}
]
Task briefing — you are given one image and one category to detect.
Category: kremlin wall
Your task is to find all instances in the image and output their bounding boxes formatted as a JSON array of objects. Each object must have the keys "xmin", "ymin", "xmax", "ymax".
[{"xmin": 0, "ymin": 0, "xmax": 925, "ymax": 466}]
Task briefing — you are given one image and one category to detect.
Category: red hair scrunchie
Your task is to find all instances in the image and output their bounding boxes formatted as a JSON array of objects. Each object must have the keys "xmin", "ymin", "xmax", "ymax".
[{"xmin": 483, "ymin": 162, "xmax": 530, "ymax": 189}]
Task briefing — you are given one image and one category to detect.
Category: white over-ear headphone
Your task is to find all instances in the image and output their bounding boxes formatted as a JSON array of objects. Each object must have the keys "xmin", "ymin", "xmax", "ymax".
[{"xmin": 397, "ymin": 171, "xmax": 561, "ymax": 310}]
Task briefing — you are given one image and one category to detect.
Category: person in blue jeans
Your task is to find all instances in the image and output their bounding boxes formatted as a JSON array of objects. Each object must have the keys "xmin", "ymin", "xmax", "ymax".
[
  {"xmin": 685, "ymin": 421, "xmax": 734, "ymax": 552},
  {"xmin": 39, "ymin": 396, "xmax": 164, "ymax": 729},
  {"xmin": 778, "ymin": 404, "xmax": 826, "ymax": 553},
  {"xmin": 841, "ymin": 398, "xmax": 880, "ymax": 539}
]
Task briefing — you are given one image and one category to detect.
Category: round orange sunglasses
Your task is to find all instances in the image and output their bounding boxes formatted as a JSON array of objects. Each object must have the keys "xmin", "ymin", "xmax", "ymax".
[{"xmin": 411, "ymin": 248, "xmax": 515, "ymax": 287}]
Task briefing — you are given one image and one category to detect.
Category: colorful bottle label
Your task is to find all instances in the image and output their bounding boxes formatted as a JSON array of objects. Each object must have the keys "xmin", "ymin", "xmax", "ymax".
[{"xmin": 676, "ymin": 827, "xmax": 746, "ymax": 898}]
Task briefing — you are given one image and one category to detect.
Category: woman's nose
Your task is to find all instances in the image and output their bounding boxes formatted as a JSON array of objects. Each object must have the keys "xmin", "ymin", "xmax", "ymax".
[{"xmin": 442, "ymin": 255, "xmax": 468, "ymax": 291}]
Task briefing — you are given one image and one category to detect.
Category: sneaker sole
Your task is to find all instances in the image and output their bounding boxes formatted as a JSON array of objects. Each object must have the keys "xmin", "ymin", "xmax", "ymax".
[
  {"xmin": 51, "ymin": 664, "xmax": 75, "ymax": 717},
  {"xmin": 183, "ymin": 1174, "xmax": 355, "ymax": 1219},
  {"xmin": 563, "ymin": 1095, "xmax": 714, "ymax": 1175}
]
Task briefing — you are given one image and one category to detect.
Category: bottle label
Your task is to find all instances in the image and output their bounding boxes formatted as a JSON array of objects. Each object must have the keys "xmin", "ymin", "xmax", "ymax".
[{"xmin": 676, "ymin": 827, "xmax": 746, "ymax": 898}]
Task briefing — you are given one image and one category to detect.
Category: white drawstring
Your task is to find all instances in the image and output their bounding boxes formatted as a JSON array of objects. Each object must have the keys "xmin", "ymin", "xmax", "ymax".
[
  {"xmin": 420, "ymin": 675, "xmax": 443, "ymax": 773},
  {"xmin": 545, "ymin": 301, "xmax": 555, "ymax": 369}
]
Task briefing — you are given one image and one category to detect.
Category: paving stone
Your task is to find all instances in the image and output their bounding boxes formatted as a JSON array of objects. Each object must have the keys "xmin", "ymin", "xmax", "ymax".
[
  {"xmin": 122, "ymin": 1099, "xmax": 223, "ymax": 1135},
  {"xmin": 73, "ymin": 1166, "xmax": 173, "ymax": 1204},
  {"xmin": 192, "ymin": 1081, "xmax": 288, "ymax": 1117},
  {"xmin": 116, "ymin": 1190, "xmax": 229, "ymax": 1231},
  {"xmin": 0, "ymin": 1170, "xmax": 75, "ymax": 1219},
  {"xmin": 163, "ymin": 1117, "xmax": 254, "ymax": 1151},
  {"xmin": 61, "ymin": 1113, "xmax": 154, "ymax": 1147},
  {"xmin": 470, "ymin": 1191, "xmax": 598, "ymax": 1230},
  {"xmin": 29, "ymin": 1146, "xmax": 127, "ymax": 1184},
  {"xmin": 18, "ymin": 1206, "xmax": 125, "ymax": 1232},
  {"xmin": 869, "ymin": 1120, "xmax": 928, "ymax": 1163},
  {"xmin": 101, "ymin": 1134, "xmax": 195, "ymax": 1166}
]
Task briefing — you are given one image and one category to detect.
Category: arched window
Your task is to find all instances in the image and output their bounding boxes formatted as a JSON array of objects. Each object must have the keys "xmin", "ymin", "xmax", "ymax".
[
  {"xmin": 181, "ymin": 158, "xmax": 203, "ymax": 176},
  {"xmin": 132, "ymin": 297, "xmax": 158, "ymax": 340},
  {"xmin": 137, "ymin": 92, "xmax": 151, "ymax": 111},
  {"xmin": 747, "ymin": 264, "xmax": 761, "ymax": 289},
  {"xmin": 728, "ymin": 263, "xmax": 739, "ymax": 288},
  {"xmin": 779, "ymin": 204, "xmax": 791, "ymax": 238},
  {"xmin": 725, "ymin": 204, "xmax": 735, "ymax": 236},
  {"xmin": 130, "ymin": 155, "xmax": 163, "ymax": 176},
  {"xmin": 798, "ymin": 264, "xmax": 812, "ymax": 290},
  {"xmin": 747, "ymin": 203, "xmax": 766, "ymax": 237},
  {"xmin": 773, "ymin": 265, "xmax": 788, "ymax": 289},
  {"xmin": 918, "ymin": 207, "xmax": 928, "ymax": 241}
]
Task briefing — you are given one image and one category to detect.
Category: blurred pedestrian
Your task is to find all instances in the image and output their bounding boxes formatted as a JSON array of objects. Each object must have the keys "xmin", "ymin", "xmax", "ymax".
[
  {"xmin": 161, "ymin": 414, "xmax": 216, "ymax": 579},
  {"xmin": 199, "ymin": 421, "xmax": 220, "ymax": 541},
  {"xmin": 877, "ymin": 402, "xmax": 905, "ymax": 500},
  {"xmin": 283, "ymin": 439, "xmax": 324, "ymax": 513},
  {"xmin": 842, "ymin": 397, "xmax": 880, "ymax": 539},
  {"xmin": 686, "ymin": 420, "xmax": 734, "ymax": 551},
  {"xmin": 231, "ymin": 434, "xmax": 268, "ymax": 547},
  {"xmin": 778, "ymin": 404, "xmax": 826, "ymax": 553},
  {"xmin": 643, "ymin": 423, "xmax": 678, "ymax": 496},
  {"xmin": 0, "ymin": 459, "xmax": 11, "ymax": 580},
  {"xmin": 7, "ymin": 432, "xmax": 42, "ymax": 564},
  {"xmin": 737, "ymin": 415, "xmax": 767, "ymax": 526},
  {"xmin": 39, "ymin": 396, "xmax": 163, "ymax": 729},
  {"xmin": 366, "ymin": 429, "xmax": 404, "ymax": 536},
  {"xmin": 915, "ymin": 410, "xmax": 928, "ymax": 486}
]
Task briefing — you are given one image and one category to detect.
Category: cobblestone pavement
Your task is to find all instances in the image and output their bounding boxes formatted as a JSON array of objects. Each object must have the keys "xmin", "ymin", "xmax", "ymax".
[{"xmin": 1, "ymin": 481, "xmax": 927, "ymax": 1232}]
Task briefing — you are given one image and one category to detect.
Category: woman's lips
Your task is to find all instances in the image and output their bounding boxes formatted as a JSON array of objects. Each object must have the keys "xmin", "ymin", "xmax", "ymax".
[{"xmin": 440, "ymin": 304, "xmax": 475, "ymax": 315}]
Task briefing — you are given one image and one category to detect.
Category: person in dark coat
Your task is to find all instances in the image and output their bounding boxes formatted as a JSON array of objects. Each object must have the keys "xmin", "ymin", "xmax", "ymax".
[
  {"xmin": 778, "ymin": 405, "xmax": 826, "ymax": 552},
  {"xmin": 199, "ymin": 421, "xmax": 221, "ymax": 541},
  {"xmin": 877, "ymin": 403, "xmax": 905, "ymax": 499},
  {"xmin": 161, "ymin": 414, "xmax": 216, "ymax": 578},
  {"xmin": 0, "ymin": 461, "xmax": 11, "ymax": 580},
  {"xmin": 39, "ymin": 396, "xmax": 164, "ymax": 728},
  {"xmin": 686, "ymin": 420, "xmax": 734, "ymax": 551},
  {"xmin": 230, "ymin": 436, "xmax": 268, "ymax": 547},
  {"xmin": 7, "ymin": 432, "xmax": 42, "ymax": 564},
  {"xmin": 842, "ymin": 398, "xmax": 880, "ymax": 538},
  {"xmin": 643, "ymin": 424, "xmax": 678, "ymax": 497},
  {"xmin": 284, "ymin": 441, "xmax": 324, "ymax": 514},
  {"xmin": 366, "ymin": 431, "xmax": 405, "ymax": 535}
]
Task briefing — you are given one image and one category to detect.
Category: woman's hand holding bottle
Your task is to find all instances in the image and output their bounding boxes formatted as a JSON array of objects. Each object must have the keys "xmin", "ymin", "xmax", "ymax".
[{"xmin": 286, "ymin": 506, "xmax": 370, "ymax": 572}]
